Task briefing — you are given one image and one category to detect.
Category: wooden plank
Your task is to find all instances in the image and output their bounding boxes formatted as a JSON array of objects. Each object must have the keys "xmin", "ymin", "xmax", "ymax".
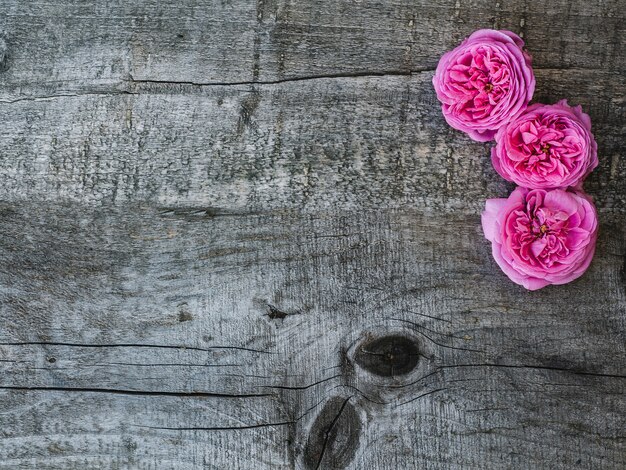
[
  {"xmin": 0, "ymin": 0, "xmax": 624, "ymax": 92},
  {"xmin": 0, "ymin": 71, "xmax": 624, "ymax": 215},
  {"xmin": 0, "ymin": 206, "xmax": 624, "ymax": 468},
  {"xmin": 0, "ymin": 0, "xmax": 625, "ymax": 468}
]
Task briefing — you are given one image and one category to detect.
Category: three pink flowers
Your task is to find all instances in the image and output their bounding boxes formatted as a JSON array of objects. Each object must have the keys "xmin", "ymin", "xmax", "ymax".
[{"xmin": 433, "ymin": 29, "xmax": 599, "ymax": 290}]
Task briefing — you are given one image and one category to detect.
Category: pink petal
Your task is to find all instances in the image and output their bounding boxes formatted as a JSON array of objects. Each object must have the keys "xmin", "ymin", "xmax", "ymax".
[{"xmin": 521, "ymin": 131, "xmax": 537, "ymax": 144}]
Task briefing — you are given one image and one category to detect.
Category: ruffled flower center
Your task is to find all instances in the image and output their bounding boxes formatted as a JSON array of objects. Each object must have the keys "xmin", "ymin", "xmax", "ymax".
[
  {"xmin": 510, "ymin": 114, "xmax": 586, "ymax": 178},
  {"xmin": 447, "ymin": 46, "xmax": 511, "ymax": 119},
  {"xmin": 508, "ymin": 202, "xmax": 571, "ymax": 268}
]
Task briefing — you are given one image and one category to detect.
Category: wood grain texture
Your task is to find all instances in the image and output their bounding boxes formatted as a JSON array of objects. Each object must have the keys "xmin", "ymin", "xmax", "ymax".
[
  {"xmin": 0, "ymin": 70, "xmax": 624, "ymax": 216},
  {"xmin": 1, "ymin": 206, "xmax": 624, "ymax": 469},
  {"xmin": 0, "ymin": 0, "xmax": 625, "ymax": 469}
]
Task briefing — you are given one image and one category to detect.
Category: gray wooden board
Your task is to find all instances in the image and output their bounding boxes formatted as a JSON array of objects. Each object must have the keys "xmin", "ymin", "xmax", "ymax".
[{"xmin": 0, "ymin": 0, "xmax": 624, "ymax": 469}]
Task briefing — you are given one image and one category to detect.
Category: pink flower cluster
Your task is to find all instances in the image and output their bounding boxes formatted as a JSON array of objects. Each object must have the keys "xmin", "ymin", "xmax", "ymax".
[{"xmin": 433, "ymin": 29, "xmax": 599, "ymax": 290}]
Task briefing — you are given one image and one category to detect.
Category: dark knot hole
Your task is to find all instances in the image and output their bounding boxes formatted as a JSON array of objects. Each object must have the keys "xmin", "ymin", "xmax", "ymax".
[{"xmin": 354, "ymin": 335, "xmax": 420, "ymax": 377}]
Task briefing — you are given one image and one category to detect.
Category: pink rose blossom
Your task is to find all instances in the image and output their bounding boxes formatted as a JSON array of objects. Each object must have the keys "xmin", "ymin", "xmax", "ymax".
[
  {"xmin": 491, "ymin": 100, "xmax": 598, "ymax": 189},
  {"xmin": 482, "ymin": 187, "xmax": 598, "ymax": 290},
  {"xmin": 433, "ymin": 29, "xmax": 535, "ymax": 142}
]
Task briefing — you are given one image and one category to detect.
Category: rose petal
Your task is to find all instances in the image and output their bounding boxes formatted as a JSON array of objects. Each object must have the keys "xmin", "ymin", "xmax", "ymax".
[{"xmin": 482, "ymin": 187, "xmax": 598, "ymax": 290}]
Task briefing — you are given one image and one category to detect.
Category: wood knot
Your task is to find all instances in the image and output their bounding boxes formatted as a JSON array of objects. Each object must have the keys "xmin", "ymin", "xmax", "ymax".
[
  {"xmin": 354, "ymin": 335, "xmax": 420, "ymax": 377},
  {"xmin": 177, "ymin": 302, "xmax": 193, "ymax": 322},
  {"xmin": 303, "ymin": 396, "xmax": 361, "ymax": 470},
  {"xmin": 266, "ymin": 304, "xmax": 289, "ymax": 320}
]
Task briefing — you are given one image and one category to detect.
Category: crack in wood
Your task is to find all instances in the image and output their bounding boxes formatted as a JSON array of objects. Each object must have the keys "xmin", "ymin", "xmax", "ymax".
[
  {"xmin": 126, "ymin": 69, "xmax": 434, "ymax": 88},
  {"xmin": 0, "ymin": 67, "xmax": 607, "ymax": 106},
  {"xmin": 0, "ymin": 91, "xmax": 137, "ymax": 104},
  {"xmin": 393, "ymin": 362, "xmax": 626, "ymax": 392},
  {"xmin": 0, "ymin": 341, "xmax": 273, "ymax": 355},
  {"xmin": 0, "ymin": 385, "xmax": 274, "ymax": 398},
  {"xmin": 133, "ymin": 421, "xmax": 294, "ymax": 432},
  {"xmin": 395, "ymin": 387, "xmax": 448, "ymax": 407},
  {"xmin": 440, "ymin": 363, "xmax": 626, "ymax": 380},
  {"xmin": 390, "ymin": 318, "xmax": 484, "ymax": 353},
  {"xmin": 327, "ymin": 384, "xmax": 388, "ymax": 405},
  {"xmin": 261, "ymin": 374, "xmax": 342, "ymax": 391},
  {"xmin": 93, "ymin": 362, "xmax": 242, "ymax": 368}
]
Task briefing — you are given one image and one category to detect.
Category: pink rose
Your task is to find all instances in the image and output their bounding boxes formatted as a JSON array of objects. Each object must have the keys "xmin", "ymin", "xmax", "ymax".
[
  {"xmin": 433, "ymin": 29, "xmax": 535, "ymax": 142},
  {"xmin": 491, "ymin": 100, "xmax": 598, "ymax": 189},
  {"xmin": 482, "ymin": 187, "xmax": 598, "ymax": 290}
]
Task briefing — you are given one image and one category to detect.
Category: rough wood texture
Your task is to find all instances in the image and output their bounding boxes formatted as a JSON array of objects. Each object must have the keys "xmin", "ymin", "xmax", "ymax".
[{"xmin": 0, "ymin": 1, "xmax": 624, "ymax": 469}]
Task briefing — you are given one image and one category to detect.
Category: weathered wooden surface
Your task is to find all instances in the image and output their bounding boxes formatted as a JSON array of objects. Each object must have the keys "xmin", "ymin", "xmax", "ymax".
[{"xmin": 0, "ymin": 1, "xmax": 624, "ymax": 469}]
